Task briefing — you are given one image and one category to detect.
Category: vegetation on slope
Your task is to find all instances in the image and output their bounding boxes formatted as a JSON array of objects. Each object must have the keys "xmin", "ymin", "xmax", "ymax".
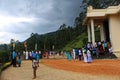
[{"xmin": 62, "ymin": 32, "xmax": 87, "ymax": 51}]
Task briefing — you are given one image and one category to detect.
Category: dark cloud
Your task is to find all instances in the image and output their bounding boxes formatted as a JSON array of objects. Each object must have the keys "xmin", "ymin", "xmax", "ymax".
[{"xmin": 0, "ymin": 0, "xmax": 82, "ymax": 43}]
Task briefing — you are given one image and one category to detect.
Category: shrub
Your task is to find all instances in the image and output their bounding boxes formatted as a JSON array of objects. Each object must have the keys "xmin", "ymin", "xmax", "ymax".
[{"xmin": 0, "ymin": 50, "xmax": 10, "ymax": 64}]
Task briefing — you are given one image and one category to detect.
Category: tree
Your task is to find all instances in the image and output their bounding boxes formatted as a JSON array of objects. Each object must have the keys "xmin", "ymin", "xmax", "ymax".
[
  {"xmin": 81, "ymin": 0, "xmax": 120, "ymax": 10},
  {"xmin": 59, "ymin": 24, "xmax": 67, "ymax": 30},
  {"xmin": 31, "ymin": 33, "xmax": 34, "ymax": 37}
]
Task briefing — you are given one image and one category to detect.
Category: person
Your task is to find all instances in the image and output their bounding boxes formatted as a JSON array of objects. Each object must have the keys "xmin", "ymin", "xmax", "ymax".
[
  {"xmin": 32, "ymin": 58, "xmax": 38, "ymax": 79},
  {"xmin": 92, "ymin": 47, "xmax": 96, "ymax": 56},
  {"xmin": 78, "ymin": 48, "xmax": 82, "ymax": 61},
  {"xmin": 98, "ymin": 41, "xmax": 102, "ymax": 50},
  {"xmin": 39, "ymin": 51, "xmax": 42, "ymax": 59},
  {"xmin": 64, "ymin": 51, "xmax": 67, "ymax": 57},
  {"xmin": 67, "ymin": 51, "xmax": 72, "ymax": 61},
  {"xmin": 87, "ymin": 42, "xmax": 91, "ymax": 49},
  {"xmin": 96, "ymin": 46, "xmax": 99, "ymax": 58},
  {"xmin": 45, "ymin": 50, "xmax": 49, "ymax": 59},
  {"xmin": 87, "ymin": 48, "xmax": 92, "ymax": 63},
  {"xmin": 32, "ymin": 51, "xmax": 36, "ymax": 59},
  {"xmin": 104, "ymin": 42, "xmax": 108, "ymax": 53},
  {"xmin": 75, "ymin": 48, "xmax": 79, "ymax": 61},
  {"xmin": 31, "ymin": 51, "xmax": 38, "ymax": 79},
  {"xmin": 53, "ymin": 51, "xmax": 56, "ymax": 59},
  {"xmin": 61, "ymin": 51, "xmax": 64, "ymax": 57},
  {"xmin": 83, "ymin": 48, "xmax": 87, "ymax": 63},
  {"xmin": 17, "ymin": 56, "xmax": 22, "ymax": 67},
  {"xmin": 109, "ymin": 46, "xmax": 113, "ymax": 58},
  {"xmin": 23, "ymin": 51, "xmax": 26, "ymax": 60},
  {"xmin": 73, "ymin": 49, "xmax": 76, "ymax": 60},
  {"xmin": 11, "ymin": 50, "xmax": 17, "ymax": 67},
  {"xmin": 36, "ymin": 51, "xmax": 40, "ymax": 67},
  {"xmin": 29, "ymin": 51, "xmax": 32, "ymax": 60},
  {"xmin": 25, "ymin": 51, "xmax": 29, "ymax": 60}
]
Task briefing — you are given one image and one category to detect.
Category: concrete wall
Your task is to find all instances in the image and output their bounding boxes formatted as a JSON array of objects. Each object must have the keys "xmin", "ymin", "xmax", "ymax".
[{"xmin": 109, "ymin": 13, "xmax": 120, "ymax": 56}]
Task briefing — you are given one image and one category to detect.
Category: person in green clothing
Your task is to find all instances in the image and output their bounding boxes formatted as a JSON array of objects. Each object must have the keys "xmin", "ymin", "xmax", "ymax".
[{"xmin": 67, "ymin": 51, "xmax": 72, "ymax": 61}]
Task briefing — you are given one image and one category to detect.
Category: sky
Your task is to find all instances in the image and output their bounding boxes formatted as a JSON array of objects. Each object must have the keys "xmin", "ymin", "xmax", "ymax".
[{"xmin": 0, "ymin": 0, "xmax": 82, "ymax": 44}]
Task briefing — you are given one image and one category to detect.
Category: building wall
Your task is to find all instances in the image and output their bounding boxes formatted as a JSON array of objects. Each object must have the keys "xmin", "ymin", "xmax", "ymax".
[{"xmin": 109, "ymin": 13, "xmax": 120, "ymax": 56}]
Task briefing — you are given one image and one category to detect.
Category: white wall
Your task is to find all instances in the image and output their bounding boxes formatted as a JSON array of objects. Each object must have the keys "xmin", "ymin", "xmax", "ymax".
[{"xmin": 109, "ymin": 13, "xmax": 120, "ymax": 52}]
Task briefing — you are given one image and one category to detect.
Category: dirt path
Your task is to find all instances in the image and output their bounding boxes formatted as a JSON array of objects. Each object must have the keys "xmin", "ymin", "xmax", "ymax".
[{"xmin": 1, "ymin": 59, "xmax": 120, "ymax": 80}]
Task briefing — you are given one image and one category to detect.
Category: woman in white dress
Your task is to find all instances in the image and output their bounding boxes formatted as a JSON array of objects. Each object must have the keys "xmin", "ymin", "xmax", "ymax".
[
  {"xmin": 73, "ymin": 49, "xmax": 76, "ymax": 60},
  {"xmin": 25, "ymin": 51, "xmax": 29, "ymax": 60},
  {"xmin": 87, "ymin": 48, "xmax": 92, "ymax": 63}
]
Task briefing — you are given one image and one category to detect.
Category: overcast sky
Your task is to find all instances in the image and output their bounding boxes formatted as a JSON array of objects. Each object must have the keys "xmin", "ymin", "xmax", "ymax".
[{"xmin": 0, "ymin": 0, "xmax": 82, "ymax": 44}]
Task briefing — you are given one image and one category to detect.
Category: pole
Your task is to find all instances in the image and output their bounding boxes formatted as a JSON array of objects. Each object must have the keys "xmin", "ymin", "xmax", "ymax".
[{"xmin": 35, "ymin": 43, "xmax": 37, "ymax": 51}]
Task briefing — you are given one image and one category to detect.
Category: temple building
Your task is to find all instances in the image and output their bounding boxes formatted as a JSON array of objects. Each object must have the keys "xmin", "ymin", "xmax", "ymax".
[{"xmin": 83, "ymin": 5, "xmax": 120, "ymax": 57}]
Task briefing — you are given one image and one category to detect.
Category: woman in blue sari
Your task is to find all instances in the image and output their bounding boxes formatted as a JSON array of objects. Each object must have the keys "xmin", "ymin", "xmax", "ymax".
[{"xmin": 67, "ymin": 51, "xmax": 72, "ymax": 61}]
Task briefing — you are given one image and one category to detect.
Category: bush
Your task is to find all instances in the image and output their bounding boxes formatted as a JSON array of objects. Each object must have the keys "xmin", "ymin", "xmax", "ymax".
[
  {"xmin": 0, "ymin": 51, "xmax": 11, "ymax": 77},
  {"xmin": 0, "ymin": 50, "xmax": 10, "ymax": 64}
]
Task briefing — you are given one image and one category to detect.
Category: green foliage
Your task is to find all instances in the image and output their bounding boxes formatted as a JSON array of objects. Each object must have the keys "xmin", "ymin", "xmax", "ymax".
[
  {"xmin": 0, "ymin": 44, "xmax": 9, "ymax": 50},
  {"xmin": 81, "ymin": 0, "xmax": 120, "ymax": 10},
  {"xmin": 25, "ymin": 23, "xmax": 86, "ymax": 51},
  {"xmin": 15, "ymin": 42, "xmax": 24, "ymax": 52},
  {"xmin": 0, "ymin": 51, "xmax": 11, "ymax": 75},
  {"xmin": 0, "ymin": 50, "xmax": 10, "ymax": 63},
  {"xmin": 62, "ymin": 32, "xmax": 87, "ymax": 51}
]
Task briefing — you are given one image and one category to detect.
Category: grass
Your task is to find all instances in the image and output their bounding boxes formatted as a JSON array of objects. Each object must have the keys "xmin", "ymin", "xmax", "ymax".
[
  {"xmin": 62, "ymin": 32, "xmax": 87, "ymax": 51},
  {"xmin": 62, "ymin": 27, "xmax": 102, "ymax": 51}
]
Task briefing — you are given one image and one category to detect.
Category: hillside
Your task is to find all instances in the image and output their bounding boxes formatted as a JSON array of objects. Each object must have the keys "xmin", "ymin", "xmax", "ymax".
[{"xmin": 62, "ymin": 32, "xmax": 87, "ymax": 51}]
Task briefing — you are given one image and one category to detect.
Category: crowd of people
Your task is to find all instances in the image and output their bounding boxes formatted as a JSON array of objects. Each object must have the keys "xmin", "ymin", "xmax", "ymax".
[
  {"xmin": 66, "ymin": 41, "xmax": 112, "ymax": 62},
  {"xmin": 10, "ymin": 41, "xmax": 112, "ymax": 79},
  {"xmin": 37, "ymin": 41, "xmax": 112, "ymax": 63}
]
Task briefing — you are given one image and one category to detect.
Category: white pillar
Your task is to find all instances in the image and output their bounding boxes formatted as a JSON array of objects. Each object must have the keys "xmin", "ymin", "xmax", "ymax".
[
  {"xmin": 100, "ymin": 24, "xmax": 105, "ymax": 41},
  {"xmin": 87, "ymin": 24, "xmax": 91, "ymax": 42},
  {"xmin": 90, "ymin": 19, "xmax": 95, "ymax": 46}
]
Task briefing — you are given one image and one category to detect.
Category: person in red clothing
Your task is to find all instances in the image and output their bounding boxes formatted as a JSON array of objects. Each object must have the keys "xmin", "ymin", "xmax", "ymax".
[{"xmin": 45, "ymin": 50, "xmax": 49, "ymax": 59}]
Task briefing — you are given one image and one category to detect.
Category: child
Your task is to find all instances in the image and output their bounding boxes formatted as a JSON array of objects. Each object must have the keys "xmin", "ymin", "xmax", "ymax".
[
  {"xmin": 32, "ymin": 58, "xmax": 38, "ymax": 79},
  {"xmin": 17, "ymin": 56, "xmax": 21, "ymax": 67}
]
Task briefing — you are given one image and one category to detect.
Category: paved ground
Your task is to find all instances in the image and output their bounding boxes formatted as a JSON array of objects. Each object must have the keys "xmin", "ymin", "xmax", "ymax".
[{"xmin": 1, "ymin": 59, "xmax": 120, "ymax": 80}]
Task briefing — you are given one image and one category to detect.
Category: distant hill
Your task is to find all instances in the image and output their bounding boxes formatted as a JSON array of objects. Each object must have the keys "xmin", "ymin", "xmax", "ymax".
[{"xmin": 25, "ymin": 25, "xmax": 87, "ymax": 51}]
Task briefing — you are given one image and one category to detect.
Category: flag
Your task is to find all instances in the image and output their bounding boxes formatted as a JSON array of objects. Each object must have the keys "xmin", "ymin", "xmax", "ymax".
[
  {"xmin": 24, "ymin": 41, "xmax": 27, "ymax": 51},
  {"xmin": 24, "ymin": 41, "xmax": 27, "ymax": 48}
]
